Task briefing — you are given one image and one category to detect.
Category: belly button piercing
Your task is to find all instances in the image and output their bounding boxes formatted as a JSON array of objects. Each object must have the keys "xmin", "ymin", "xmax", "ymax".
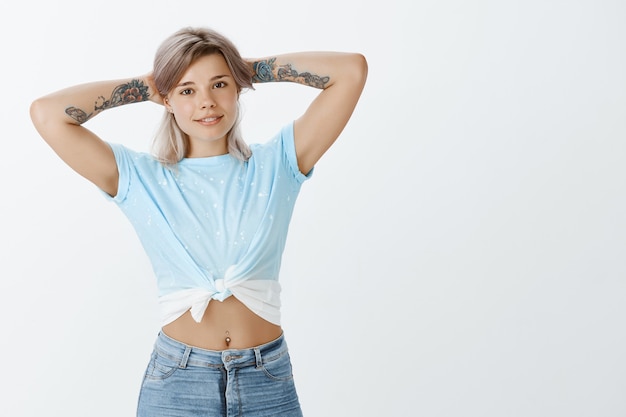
[{"xmin": 225, "ymin": 331, "xmax": 231, "ymax": 347}]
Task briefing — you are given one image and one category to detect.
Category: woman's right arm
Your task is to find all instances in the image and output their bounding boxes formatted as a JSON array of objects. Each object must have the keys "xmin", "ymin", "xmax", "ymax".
[{"xmin": 30, "ymin": 76, "xmax": 158, "ymax": 196}]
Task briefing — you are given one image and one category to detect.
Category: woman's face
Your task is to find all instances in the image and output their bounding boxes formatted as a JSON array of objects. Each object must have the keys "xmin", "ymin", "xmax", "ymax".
[{"xmin": 164, "ymin": 53, "xmax": 239, "ymax": 158}]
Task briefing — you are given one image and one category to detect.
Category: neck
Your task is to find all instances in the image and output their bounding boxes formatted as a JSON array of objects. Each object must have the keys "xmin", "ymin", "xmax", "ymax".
[{"xmin": 186, "ymin": 137, "xmax": 228, "ymax": 158}]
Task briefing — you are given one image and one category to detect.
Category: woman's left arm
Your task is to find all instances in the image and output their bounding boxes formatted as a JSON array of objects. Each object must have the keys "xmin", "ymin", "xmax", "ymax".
[{"xmin": 249, "ymin": 52, "xmax": 368, "ymax": 174}]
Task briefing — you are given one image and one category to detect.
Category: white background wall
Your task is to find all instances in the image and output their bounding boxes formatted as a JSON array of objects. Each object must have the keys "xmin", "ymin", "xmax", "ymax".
[{"xmin": 2, "ymin": 0, "xmax": 625, "ymax": 416}]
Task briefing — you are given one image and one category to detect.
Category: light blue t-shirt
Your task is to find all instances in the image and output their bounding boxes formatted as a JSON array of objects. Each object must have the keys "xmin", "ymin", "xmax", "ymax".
[{"xmin": 106, "ymin": 122, "xmax": 311, "ymax": 325}]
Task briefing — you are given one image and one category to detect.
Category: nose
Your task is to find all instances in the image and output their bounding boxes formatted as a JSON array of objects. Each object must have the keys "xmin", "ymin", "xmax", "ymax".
[{"xmin": 199, "ymin": 89, "xmax": 216, "ymax": 108}]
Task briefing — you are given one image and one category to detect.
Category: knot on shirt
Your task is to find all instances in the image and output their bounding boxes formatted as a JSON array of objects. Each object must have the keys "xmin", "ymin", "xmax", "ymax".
[
  {"xmin": 211, "ymin": 279, "xmax": 232, "ymax": 302},
  {"xmin": 210, "ymin": 265, "xmax": 237, "ymax": 302}
]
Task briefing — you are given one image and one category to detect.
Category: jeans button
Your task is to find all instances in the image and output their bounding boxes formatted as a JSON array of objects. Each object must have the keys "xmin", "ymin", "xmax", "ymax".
[{"xmin": 225, "ymin": 355, "xmax": 232, "ymax": 362}]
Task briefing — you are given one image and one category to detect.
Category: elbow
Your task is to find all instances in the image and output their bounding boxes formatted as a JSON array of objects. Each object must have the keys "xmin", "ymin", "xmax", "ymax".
[
  {"xmin": 29, "ymin": 97, "xmax": 60, "ymax": 146},
  {"xmin": 355, "ymin": 53, "xmax": 368, "ymax": 76},
  {"xmin": 29, "ymin": 98, "xmax": 42, "ymax": 125},
  {"xmin": 349, "ymin": 53, "xmax": 368, "ymax": 88},
  {"xmin": 29, "ymin": 97, "xmax": 50, "ymax": 133},
  {"xmin": 30, "ymin": 97, "xmax": 67, "ymax": 144}
]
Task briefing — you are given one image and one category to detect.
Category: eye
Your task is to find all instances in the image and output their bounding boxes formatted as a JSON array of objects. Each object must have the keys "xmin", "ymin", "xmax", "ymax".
[
  {"xmin": 180, "ymin": 88, "xmax": 193, "ymax": 95},
  {"xmin": 213, "ymin": 81, "xmax": 227, "ymax": 89}
]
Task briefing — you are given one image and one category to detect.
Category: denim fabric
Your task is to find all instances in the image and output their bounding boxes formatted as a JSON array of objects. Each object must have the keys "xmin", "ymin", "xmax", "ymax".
[{"xmin": 137, "ymin": 332, "xmax": 303, "ymax": 417}]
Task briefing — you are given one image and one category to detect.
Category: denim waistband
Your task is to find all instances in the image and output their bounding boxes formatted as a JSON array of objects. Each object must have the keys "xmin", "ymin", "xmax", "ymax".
[{"xmin": 153, "ymin": 331, "xmax": 288, "ymax": 370}]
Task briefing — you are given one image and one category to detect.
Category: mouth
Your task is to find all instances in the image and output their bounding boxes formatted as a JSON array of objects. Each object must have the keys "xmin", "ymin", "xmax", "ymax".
[{"xmin": 196, "ymin": 115, "xmax": 223, "ymax": 125}]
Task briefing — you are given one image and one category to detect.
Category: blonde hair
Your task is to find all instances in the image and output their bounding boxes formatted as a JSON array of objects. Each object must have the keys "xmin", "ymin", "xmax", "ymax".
[{"xmin": 151, "ymin": 27, "xmax": 254, "ymax": 165}]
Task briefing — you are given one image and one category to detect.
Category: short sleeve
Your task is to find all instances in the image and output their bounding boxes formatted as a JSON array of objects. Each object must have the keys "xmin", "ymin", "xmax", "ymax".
[
  {"xmin": 280, "ymin": 121, "xmax": 314, "ymax": 184},
  {"xmin": 101, "ymin": 142, "xmax": 133, "ymax": 203}
]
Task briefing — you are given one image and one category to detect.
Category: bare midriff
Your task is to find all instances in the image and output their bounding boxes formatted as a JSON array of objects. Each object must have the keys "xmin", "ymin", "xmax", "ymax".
[{"xmin": 162, "ymin": 296, "xmax": 282, "ymax": 350}]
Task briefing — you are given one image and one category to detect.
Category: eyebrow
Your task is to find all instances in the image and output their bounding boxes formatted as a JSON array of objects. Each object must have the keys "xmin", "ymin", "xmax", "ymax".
[{"xmin": 175, "ymin": 74, "xmax": 230, "ymax": 88}]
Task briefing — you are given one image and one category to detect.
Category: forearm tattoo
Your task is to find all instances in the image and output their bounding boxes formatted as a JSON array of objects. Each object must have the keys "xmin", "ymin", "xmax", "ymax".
[
  {"xmin": 252, "ymin": 58, "xmax": 329, "ymax": 88},
  {"xmin": 65, "ymin": 79, "xmax": 150, "ymax": 124}
]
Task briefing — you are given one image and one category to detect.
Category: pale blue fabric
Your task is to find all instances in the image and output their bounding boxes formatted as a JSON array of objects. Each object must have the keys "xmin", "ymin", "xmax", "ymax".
[{"xmin": 104, "ymin": 122, "xmax": 311, "ymax": 325}]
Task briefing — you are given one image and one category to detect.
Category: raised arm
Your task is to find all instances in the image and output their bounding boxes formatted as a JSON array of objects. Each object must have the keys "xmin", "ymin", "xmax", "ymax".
[
  {"xmin": 30, "ymin": 76, "xmax": 159, "ymax": 196},
  {"xmin": 249, "ymin": 52, "xmax": 367, "ymax": 174}
]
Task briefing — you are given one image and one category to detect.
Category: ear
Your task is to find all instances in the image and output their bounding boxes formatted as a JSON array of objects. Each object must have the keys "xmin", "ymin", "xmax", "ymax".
[{"xmin": 163, "ymin": 97, "xmax": 174, "ymax": 113}]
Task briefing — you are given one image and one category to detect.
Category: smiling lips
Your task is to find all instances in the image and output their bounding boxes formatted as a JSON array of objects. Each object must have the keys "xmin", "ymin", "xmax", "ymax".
[{"xmin": 196, "ymin": 115, "xmax": 223, "ymax": 125}]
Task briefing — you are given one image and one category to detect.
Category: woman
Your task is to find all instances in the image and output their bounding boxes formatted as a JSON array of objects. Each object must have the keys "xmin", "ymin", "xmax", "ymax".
[{"xmin": 30, "ymin": 26, "xmax": 367, "ymax": 416}]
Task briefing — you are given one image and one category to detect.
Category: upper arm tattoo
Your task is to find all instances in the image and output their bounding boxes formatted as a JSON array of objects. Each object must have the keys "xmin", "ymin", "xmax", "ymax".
[
  {"xmin": 252, "ymin": 58, "xmax": 330, "ymax": 89},
  {"xmin": 65, "ymin": 107, "xmax": 90, "ymax": 124},
  {"xmin": 65, "ymin": 79, "xmax": 150, "ymax": 124}
]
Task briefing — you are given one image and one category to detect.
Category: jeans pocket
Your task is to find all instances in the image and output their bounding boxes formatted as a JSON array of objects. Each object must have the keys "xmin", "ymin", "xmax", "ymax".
[
  {"xmin": 144, "ymin": 350, "xmax": 179, "ymax": 381},
  {"xmin": 260, "ymin": 351, "xmax": 294, "ymax": 381}
]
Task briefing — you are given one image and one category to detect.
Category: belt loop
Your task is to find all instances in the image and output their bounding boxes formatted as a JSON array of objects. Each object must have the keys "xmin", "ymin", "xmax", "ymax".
[
  {"xmin": 254, "ymin": 347, "xmax": 263, "ymax": 369},
  {"xmin": 179, "ymin": 346, "xmax": 192, "ymax": 369}
]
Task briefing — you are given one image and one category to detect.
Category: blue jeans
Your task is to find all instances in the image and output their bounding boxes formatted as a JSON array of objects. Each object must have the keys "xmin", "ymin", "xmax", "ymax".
[{"xmin": 137, "ymin": 331, "xmax": 303, "ymax": 417}]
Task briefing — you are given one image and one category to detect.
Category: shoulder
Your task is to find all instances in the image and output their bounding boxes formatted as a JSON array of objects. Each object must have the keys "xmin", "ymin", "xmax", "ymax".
[
  {"xmin": 108, "ymin": 142, "xmax": 162, "ymax": 170},
  {"xmin": 107, "ymin": 143, "xmax": 168, "ymax": 203},
  {"xmin": 249, "ymin": 122, "xmax": 312, "ymax": 183},
  {"xmin": 247, "ymin": 123, "xmax": 292, "ymax": 164},
  {"xmin": 250, "ymin": 123, "xmax": 295, "ymax": 154}
]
